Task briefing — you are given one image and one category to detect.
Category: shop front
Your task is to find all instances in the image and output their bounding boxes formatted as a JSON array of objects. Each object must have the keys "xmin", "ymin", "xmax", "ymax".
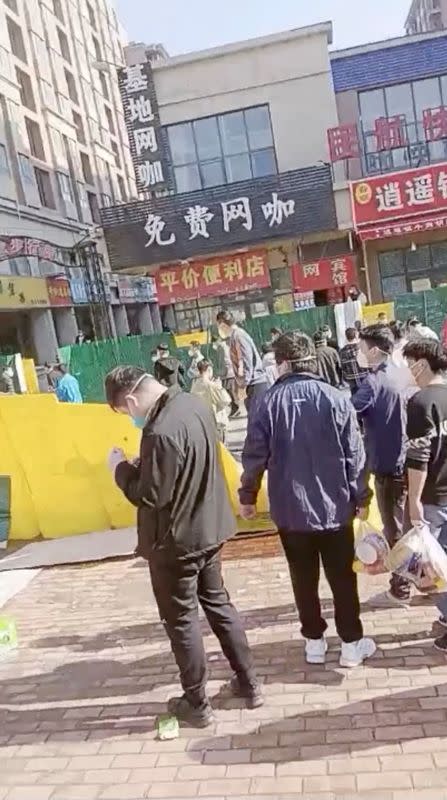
[{"xmin": 350, "ymin": 163, "xmax": 447, "ymax": 303}]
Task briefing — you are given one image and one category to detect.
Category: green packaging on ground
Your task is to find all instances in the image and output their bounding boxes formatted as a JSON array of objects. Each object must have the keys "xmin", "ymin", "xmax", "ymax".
[
  {"xmin": 156, "ymin": 714, "xmax": 179, "ymax": 740},
  {"xmin": 0, "ymin": 617, "xmax": 17, "ymax": 659}
]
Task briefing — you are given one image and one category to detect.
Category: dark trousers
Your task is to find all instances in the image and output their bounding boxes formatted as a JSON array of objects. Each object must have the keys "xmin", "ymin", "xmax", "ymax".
[
  {"xmin": 148, "ymin": 545, "xmax": 255, "ymax": 706},
  {"xmin": 375, "ymin": 473, "xmax": 410, "ymax": 599},
  {"xmin": 280, "ymin": 526, "xmax": 363, "ymax": 643},
  {"xmin": 223, "ymin": 378, "xmax": 238, "ymax": 416},
  {"xmin": 245, "ymin": 382, "xmax": 268, "ymax": 418}
]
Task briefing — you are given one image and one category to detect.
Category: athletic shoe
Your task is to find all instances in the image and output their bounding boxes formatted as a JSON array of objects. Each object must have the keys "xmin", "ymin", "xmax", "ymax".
[
  {"xmin": 340, "ymin": 637, "xmax": 376, "ymax": 668},
  {"xmin": 368, "ymin": 590, "xmax": 410, "ymax": 609},
  {"xmin": 434, "ymin": 634, "xmax": 447, "ymax": 653},
  {"xmin": 167, "ymin": 695, "xmax": 214, "ymax": 728},
  {"xmin": 305, "ymin": 637, "xmax": 328, "ymax": 664},
  {"xmin": 230, "ymin": 676, "xmax": 264, "ymax": 709},
  {"xmin": 438, "ymin": 616, "xmax": 447, "ymax": 629}
]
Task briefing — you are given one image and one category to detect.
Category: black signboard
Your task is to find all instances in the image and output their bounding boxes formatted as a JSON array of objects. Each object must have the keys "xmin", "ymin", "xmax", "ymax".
[
  {"xmin": 118, "ymin": 61, "xmax": 170, "ymax": 193},
  {"xmin": 100, "ymin": 165, "xmax": 337, "ymax": 271}
]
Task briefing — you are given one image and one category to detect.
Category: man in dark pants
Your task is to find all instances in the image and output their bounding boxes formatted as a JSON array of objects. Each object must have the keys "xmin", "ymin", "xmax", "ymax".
[
  {"xmin": 352, "ymin": 324, "xmax": 410, "ymax": 607},
  {"xmin": 239, "ymin": 332, "xmax": 375, "ymax": 668},
  {"xmin": 216, "ymin": 310, "xmax": 267, "ymax": 418},
  {"xmin": 105, "ymin": 366, "xmax": 261, "ymax": 727}
]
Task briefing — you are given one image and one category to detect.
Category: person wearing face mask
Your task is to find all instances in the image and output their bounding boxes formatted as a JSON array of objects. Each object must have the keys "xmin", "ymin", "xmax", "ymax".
[
  {"xmin": 215, "ymin": 310, "xmax": 267, "ymax": 418},
  {"xmin": 404, "ymin": 340, "xmax": 447, "ymax": 651},
  {"xmin": 352, "ymin": 324, "xmax": 410, "ymax": 607},
  {"xmin": 191, "ymin": 360, "xmax": 232, "ymax": 442},
  {"xmin": 187, "ymin": 341, "xmax": 204, "ymax": 388},
  {"xmin": 240, "ymin": 332, "xmax": 375, "ymax": 668},
  {"xmin": 105, "ymin": 366, "xmax": 262, "ymax": 726},
  {"xmin": 211, "ymin": 334, "xmax": 238, "ymax": 417},
  {"xmin": 153, "ymin": 343, "xmax": 185, "ymax": 389}
]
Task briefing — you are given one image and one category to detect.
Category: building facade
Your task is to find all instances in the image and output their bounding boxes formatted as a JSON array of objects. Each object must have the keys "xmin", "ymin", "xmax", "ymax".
[
  {"xmin": 330, "ymin": 31, "xmax": 447, "ymax": 303},
  {"xmin": 0, "ymin": 0, "xmax": 161, "ymax": 364},
  {"xmin": 406, "ymin": 0, "xmax": 446, "ymax": 35},
  {"xmin": 101, "ymin": 23, "xmax": 359, "ymax": 333}
]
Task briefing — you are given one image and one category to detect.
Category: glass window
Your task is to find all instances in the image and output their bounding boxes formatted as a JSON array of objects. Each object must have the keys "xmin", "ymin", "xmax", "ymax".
[
  {"xmin": 431, "ymin": 241, "xmax": 447, "ymax": 272},
  {"xmin": 385, "ymin": 82, "xmax": 416, "ymax": 143},
  {"xmin": 251, "ymin": 148, "xmax": 276, "ymax": 178},
  {"xmin": 405, "ymin": 243, "xmax": 430, "ymax": 273},
  {"xmin": 359, "ymin": 89, "xmax": 385, "ymax": 131},
  {"xmin": 18, "ymin": 154, "xmax": 34, "ymax": 183},
  {"xmin": 219, "ymin": 111, "xmax": 247, "ymax": 155},
  {"xmin": 201, "ymin": 160, "xmax": 225, "ymax": 187},
  {"xmin": 168, "ymin": 123, "xmax": 196, "ymax": 166},
  {"xmin": 382, "ymin": 274, "xmax": 407, "ymax": 300},
  {"xmin": 174, "ymin": 163, "xmax": 201, "ymax": 193},
  {"xmin": 378, "ymin": 250, "xmax": 404, "ymax": 277},
  {"xmin": 244, "ymin": 106, "xmax": 273, "ymax": 150},
  {"xmin": 193, "ymin": 117, "xmax": 220, "ymax": 161},
  {"xmin": 6, "ymin": 17, "xmax": 26, "ymax": 62},
  {"xmin": 16, "ymin": 68, "xmax": 35, "ymax": 111},
  {"xmin": 0, "ymin": 143, "xmax": 10, "ymax": 175},
  {"xmin": 225, "ymin": 152, "xmax": 251, "ymax": 183},
  {"xmin": 35, "ymin": 167, "xmax": 56, "ymax": 208}
]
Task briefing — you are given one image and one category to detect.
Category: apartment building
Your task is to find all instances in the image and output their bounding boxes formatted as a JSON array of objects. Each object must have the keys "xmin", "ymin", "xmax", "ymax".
[
  {"xmin": 406, "ymin": 0, "xmax": 446, "ymax": 35},
  {"xmin": 0, "ymin": 0, "xmax": 161, "ymax": 364}
]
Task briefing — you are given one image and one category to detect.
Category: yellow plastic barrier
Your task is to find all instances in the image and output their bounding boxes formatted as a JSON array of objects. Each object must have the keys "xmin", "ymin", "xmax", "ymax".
[
  {"xmin": 362, "ymin": 302, "xmax": 395, "ymax": 326},
  {"xmin": 22, "ymin": 359, "xmax": 39, "ymax": 393}
]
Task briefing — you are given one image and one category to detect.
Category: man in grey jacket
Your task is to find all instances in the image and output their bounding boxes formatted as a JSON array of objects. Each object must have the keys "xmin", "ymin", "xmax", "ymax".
[{"xmin": 216, "ymin": 310, "xmax": 267, "ymax": 417}]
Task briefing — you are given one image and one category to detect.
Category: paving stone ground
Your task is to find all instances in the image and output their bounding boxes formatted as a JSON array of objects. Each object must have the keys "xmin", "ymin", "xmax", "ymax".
[{"xmin": 1, "ymin": 540, "xmax": 447, "ymax": 799}]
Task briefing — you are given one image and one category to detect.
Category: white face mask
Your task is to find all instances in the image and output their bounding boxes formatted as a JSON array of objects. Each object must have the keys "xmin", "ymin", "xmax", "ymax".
[
  {"xmin": 356, "ymin": 350, "xmax": 369, "ymax": 369},
  {"xmin": 218, "ymin": 326, "xmax": 230, "ymax": 340},
  {"xmin": 277, "ymin": 361, "xmax": 291, "ymax": 377}
]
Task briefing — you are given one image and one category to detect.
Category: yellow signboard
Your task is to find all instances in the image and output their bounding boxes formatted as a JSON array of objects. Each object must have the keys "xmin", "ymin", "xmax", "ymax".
[
  {"xmin": 174, "ymin": 330, "xmax": 209, "ymax": 348},
  {"xmin": 362, "ymin": 302, "xmax": 395, "ymax": 326},
  {"xmin": 0, "ymin": 276, "xmax": 49, "ymax": 309}
]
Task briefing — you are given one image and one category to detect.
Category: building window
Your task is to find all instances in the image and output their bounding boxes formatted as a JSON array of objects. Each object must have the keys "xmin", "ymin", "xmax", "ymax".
[
  {"xmin": 87, "ymin": 1, "xmax": 96, "ymax": 29},
  {"xmin": 35, "ymin": 167, "xmax": 56, "ymax": 208},
  {"xmin": 57, "ymin": 28, "xmax": 71, "ymax": 63},
  {"xmin": 167, "ymin": 105, "xmax": 277, "ymax": 193},
  {"xmin": 25, "ymin": 118, "xmax": 45, "ymax": 160},
  {"xmin": 92, "ymin": 35, "xmax": 101, "ymax": 62},
  {"xmin": 3, "ymin": 0, "xmax": 18, "ymax": 13},
  {"xmin": 64, "ymin": 69, "xmax": 78, "ymax": 103},
  {"xmin": 6, "ymin": 17, "xmax": 27, "ymax": 62},
  {"xmin": 53, "ymin": 0, "xmax": 64, "ymax": 22},
  {"xmin": 378, "ymin": 241, "xmax": 447, "ymax": 299},
  {"xmin": 105, "ymin": 106, "xmax": 115, "ymax": 135},
  {"xmin": 18, "ymin": 154, "xmax": 34, "ymax": 184},
  {"xmin": 0, "ymin": 143, "xmax": 10, "ymax": 175},
  {"xmin": 111, "ymin": 139, "xmax": 121, "ymax": 168},
  {"xmin": 57, "ymin": 171, "xmax": 74, "ymax": 202},
  {"xmin": 117, "ymin": 174, "xmax": 126, "ymax": 201},
  {"xmin": 99, "ymin": 71, "xmax": 109, "ymax": 100},
  {"xmin": 87, "ymin": 190, "xmax": 100, "ymax": 223},
  {"xmin": 80, "ymin": 151, "xmax": 93, "ymax": 184},
  {"xmin": 15, "ymin": 67, "xmax": 35, "ymax": 111},
  {"xmin": 72, "ymin": 111, "xmax": 86, "ymax": 144}
]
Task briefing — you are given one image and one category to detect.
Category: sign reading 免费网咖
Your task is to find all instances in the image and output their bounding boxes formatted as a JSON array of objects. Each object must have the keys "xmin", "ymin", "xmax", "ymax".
[
  {"xmin": 155, "ymin": 250, "xmax": 270, "ymax": 306},
  {"xmin": 351, "ymin": 163, "xmax": 447, "ymax": 227},
  {"xmin": 0, "ymin": 277, "xmax": 49, "ymax": 309},
  {"xmin": 118, "ymin": 61, "xmax": 170, "ymax": 194}
]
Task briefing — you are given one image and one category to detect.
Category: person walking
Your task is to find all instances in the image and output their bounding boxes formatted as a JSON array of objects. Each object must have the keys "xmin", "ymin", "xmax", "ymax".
[
  {"xmin": 340, "ymin": 327, "xmax": 368, "ymax": 395},
  {"xmin": 261, "ymin": 343, "xmax": 278, "ymax": 388},
  {"xmin": 187, "ymin": 341, "xmax": 205, "ymax": 388},
  {"xmin": 239, "ymin": 332, "xmax": 375, "ymax": 667},
  {"xmin": 105, "ymin": 366, "xmax": 262, "ymax": 726},
  {"xmin": 403, "ymin": 339, "xmax": 447, "ymax": 652},
  {"xmin": 211, "ymin": 334, "xmax": 238, "ymax": 416},
  {"xmin": 51, "ymin": 364, "xmax": 83, "ymax": 403},
  {"xmin": 191, "ymin": 360, "xmax": 232, "ymax": 443},
  {"xmin": 216, "ymin": 310, "xmax": 267, "ymax": 418},
  {"xmin": 314, "ymin": 330, "xmax": 343, "ymax": 388},
  {"xmin": 353, "ymin": 324, "xmax": 410, "ymax": 607},
  {"xmin": 152, "ymin": 342, "xmax": 185, "ymax": 389}
]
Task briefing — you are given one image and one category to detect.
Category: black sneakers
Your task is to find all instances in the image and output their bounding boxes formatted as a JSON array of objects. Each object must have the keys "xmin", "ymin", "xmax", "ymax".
[
  {"xmin": 230, "ymin": 676, "xmax": 264, "ymax": 709},
  {"xmin": 167, "ymin": 695, "xmax": 214, "ymax": 728},
  {"xmin": 434, "ymin": 634, "xmax": 447, "ymax": 653}
]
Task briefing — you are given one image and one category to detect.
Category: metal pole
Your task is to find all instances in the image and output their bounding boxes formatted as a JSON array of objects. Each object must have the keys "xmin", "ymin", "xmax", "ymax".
[{"xmin": 361, "ymin": 238, "xmax": 372, "ymax": 304}]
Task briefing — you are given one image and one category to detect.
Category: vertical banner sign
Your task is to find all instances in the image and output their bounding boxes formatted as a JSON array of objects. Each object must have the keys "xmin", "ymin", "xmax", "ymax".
[{"xmin": 118, "ymin": 61, "xmax": 170, "ymax": 194}]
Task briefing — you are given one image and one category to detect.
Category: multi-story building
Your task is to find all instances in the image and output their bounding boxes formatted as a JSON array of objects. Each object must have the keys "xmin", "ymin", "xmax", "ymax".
[
  {"xmin": 0, "ymin": 0, "xmax": 161, "ymax": 365},
  {"xmin": 101, "ymin": 23, "xmax": 358, "ymax": 333},
  {"xmin": 406, "ymin": 0, "xmax": 446, "ymax": 35}
]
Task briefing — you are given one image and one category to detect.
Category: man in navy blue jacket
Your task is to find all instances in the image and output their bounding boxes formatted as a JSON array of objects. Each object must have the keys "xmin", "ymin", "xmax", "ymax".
[{"xmin": 239, "ymin": 331, "xmax": 375, "ymax": 668}]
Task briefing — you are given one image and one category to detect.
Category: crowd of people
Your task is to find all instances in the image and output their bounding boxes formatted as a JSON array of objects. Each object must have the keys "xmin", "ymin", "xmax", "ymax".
[{"xmin": 102, "ymin": 307, "xmax": 447, "ymax": 727}]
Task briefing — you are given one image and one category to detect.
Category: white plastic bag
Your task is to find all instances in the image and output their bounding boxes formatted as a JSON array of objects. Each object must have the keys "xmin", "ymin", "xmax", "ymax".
[
  {"xmin": 388, "ymin": 524, "xmax": 447, "ymax": 593},
  {"xmin": 353, "ymin": 520, "xmax": 390, "ymax": 575}
]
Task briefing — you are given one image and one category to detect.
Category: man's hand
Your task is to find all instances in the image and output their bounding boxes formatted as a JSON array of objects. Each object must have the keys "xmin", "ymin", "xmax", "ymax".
[
  {"xmin": 357, "ymin": 505, "xmax": 369, "ymax": 521},
  {"xmin": 409, "ymin": 498, "xmax": 425, "ymax": 527},
  {"xmin": 240, "ymin": 504, "xmax": 256, "ymax": 520},
  {"xmin": 108, "ymin": 447, "xmax": 126, "ymax": 475}
]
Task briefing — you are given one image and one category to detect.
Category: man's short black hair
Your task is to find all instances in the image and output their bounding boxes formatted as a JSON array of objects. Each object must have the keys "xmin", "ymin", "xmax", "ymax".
[
  {"xmin": 403, "ymin": 340, "xmax": 447, "ymax": 373},
  {"xmin": 105, "ymin": 365, "xmax": 146, "ymax": 409},
  {"xmin": 390, "ymin": 320, "xmax": 404, "ymax": 342},
  {"xmin": 158, "ymin": 342, "xmax": 169, "ymax": 351},
  {"xmin": 359, "ymin": 324, "xmax": 394, "ymax": 354},
  {"xmin": 216, "ymin": 310, "xmax": 234, "ymax": 326},
  {"xmin": 190, "ymin": 340, "xmax": 201, "ymax": 348},
  {"xmin": 407, "ymin": 316, "xmax": 420, "ymax": 327},
  {"xmin": 274, "ymin": 331, "xmax": 318, "ymax": 374},
  {"xmin": 345, "ymin": 327, "xmax": 357, "ymax": 342},
  {"xmin": 313, "ymin": 330, "xmax": 326, "ymax": 346}
]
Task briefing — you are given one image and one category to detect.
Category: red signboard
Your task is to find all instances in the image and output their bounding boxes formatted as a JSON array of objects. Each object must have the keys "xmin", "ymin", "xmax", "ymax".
[
  {"xmin": 423, "ymin": 106, "xmax": 447, "ymax": 142},
  {"xmin": 292, "ymin": 255, "xmax": 357, "ymax": 293},
  {"xmin": 46, "ymin": 277, "xmax": 71, "ymax": 306},
  {"xmin": 350, "ymin": 162, "xmax": 447, "ymax": 227},
  {"xmin": 358, "ymin": 213, "xmax": 447, "ymax": 241},
  {"xmin": 327, "ymin": 124, "xmax": 360, "ymax": 162},
  {"xmin": 155, "ymin": 249, "xmax": 270, "ymax": 306}
]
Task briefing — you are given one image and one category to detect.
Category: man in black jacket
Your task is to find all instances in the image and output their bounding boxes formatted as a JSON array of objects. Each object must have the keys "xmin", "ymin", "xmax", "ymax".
[
  {"xmin": 153, "ymin": 343, "xmax": 185, "ymax": 388},
  {"xmin": 314, "ymin": 331, "xmax": 343, "ymax": 388},
  {"xmin": 105, "ymin": 366, "xmax": 261, "ymax": 726}
]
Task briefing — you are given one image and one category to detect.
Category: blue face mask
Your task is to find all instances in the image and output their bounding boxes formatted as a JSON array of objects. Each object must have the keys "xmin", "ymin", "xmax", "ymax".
[{"xmin": 131, "ymin": 416, "xmax": 147, "ymax": 430}]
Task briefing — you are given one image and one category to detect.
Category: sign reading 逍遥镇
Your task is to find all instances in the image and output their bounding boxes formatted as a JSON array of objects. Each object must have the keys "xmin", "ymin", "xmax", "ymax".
[
  {"xmin": 156, "ymin": 250, "xmax": 270, "ymax": 306},
  {"xmin": 351, "ymin": 163, "xmax": 447, "ymax": 227},
  {"xmin": 118, "ymin": 61, "xmax": 169, "ymax": 194}
]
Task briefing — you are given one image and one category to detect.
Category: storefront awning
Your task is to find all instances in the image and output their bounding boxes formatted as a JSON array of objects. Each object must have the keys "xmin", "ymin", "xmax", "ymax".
[{"xmin": 357, "ymin": 213, "xmax": 447, "ymax": 242}]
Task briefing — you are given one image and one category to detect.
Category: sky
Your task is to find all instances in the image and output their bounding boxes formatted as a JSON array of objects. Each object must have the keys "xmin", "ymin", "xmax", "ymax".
[{"xmin": 113, "ymin": 0, "xmax": 411, "ymax": 56}]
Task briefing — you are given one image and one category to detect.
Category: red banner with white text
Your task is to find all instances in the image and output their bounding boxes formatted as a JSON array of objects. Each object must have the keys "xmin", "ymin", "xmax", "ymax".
[{"xmin": 292, "ymin": 255, "xmax": 357, "ymax": 293}]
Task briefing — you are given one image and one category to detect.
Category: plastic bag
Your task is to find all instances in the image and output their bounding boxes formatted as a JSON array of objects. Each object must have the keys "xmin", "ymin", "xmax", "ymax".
[
  {"xmin": 353, "ymin": 520, "xmax": 390, "ymax": 575},
  {"xmin": 388, "ymin": 524, "xmax": 447, "ymax": 593}
]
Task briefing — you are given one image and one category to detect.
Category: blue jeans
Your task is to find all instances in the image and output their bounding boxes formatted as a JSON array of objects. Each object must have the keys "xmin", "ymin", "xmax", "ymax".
[{"xmin": 423, "ymin": 504, "xmax": 447, "ymax": 619}]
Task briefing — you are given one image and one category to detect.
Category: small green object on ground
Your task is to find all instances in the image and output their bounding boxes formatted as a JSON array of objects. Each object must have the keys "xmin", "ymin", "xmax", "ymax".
[
  {"xmin": 156, "ymin": 714, "xmax": 179, "ymax": 740},
  {"xmin": 0, "ymin": 616, "xmax": 17, "ymax": 659}
]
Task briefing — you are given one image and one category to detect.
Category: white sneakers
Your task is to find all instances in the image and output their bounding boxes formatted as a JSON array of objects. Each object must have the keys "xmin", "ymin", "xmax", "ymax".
[{"xmin": 305, "ymin": 636, "xmax": 376, "ymax": 667}]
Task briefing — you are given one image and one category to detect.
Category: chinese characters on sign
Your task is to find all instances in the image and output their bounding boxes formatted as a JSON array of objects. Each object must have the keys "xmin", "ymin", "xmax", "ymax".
[
  {"xmin": 46, "ymin": 278, "xmax": 71, "ymax": 306},
  {"xmin": 358, "ymin": 214, "xmax": 447, "ymax": 241},
  {"xmin": 119, "ymin": 62, "xmax": 169, "ymax": 193},
  {"xmin": 144, "ymin": 192, "xmax": 296, "ymax": 249},
  {"xmin": 327, "ymin": 124, "xmax": 360, "ymax": 162},
  {"xmin": 0, "ymin": 277, "xmax": 49, "ymax": 309},
  {"xmin": 155, "ymin": 250, "xmax": 270, "ymax": 305},
  {"xmin": 0, "ymin": 237, "xmax": 58, "ymax": 262},
  {"xmin": 350, "ymin": 163, "xmax": 447, "ymax": 226},
  {"xmin": 292, "ymin": 256, "xmax": 357, "ymax": 293}
]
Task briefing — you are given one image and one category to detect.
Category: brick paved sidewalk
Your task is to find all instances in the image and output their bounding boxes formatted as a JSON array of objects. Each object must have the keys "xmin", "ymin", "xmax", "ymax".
[{"xmin": 1, "ymin": 544, "xmax": 447, "ymax": 799}]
